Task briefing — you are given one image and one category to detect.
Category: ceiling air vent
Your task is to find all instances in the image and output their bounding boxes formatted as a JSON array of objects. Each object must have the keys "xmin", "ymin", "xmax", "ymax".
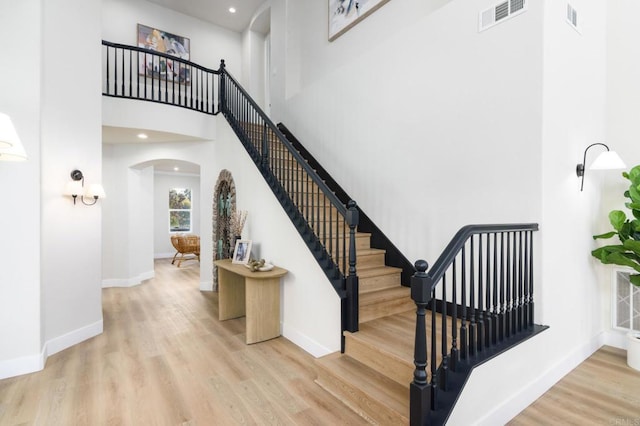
[
  {"xmin": 566, "ymin": 3, "xmax": 580, "ymax": 33},
  {"xmin": 479, "ymin": 0, "xmax": 528, "ymax": 32}
]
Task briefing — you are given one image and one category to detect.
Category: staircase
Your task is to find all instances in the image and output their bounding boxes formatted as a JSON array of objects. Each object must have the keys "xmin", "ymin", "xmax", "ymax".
[{"xmin": 101, "ymin": 44, "xmax": 548, "ymax": 425}]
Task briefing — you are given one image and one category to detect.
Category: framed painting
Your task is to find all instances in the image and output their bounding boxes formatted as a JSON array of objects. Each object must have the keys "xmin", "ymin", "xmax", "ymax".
[
  {"xmin": 328, "ymin": 0, "xmax": 391, "ymax": 41},
  {"xmin": 137, "ymin": 24, "xmax": 191, "ymax": 83}
]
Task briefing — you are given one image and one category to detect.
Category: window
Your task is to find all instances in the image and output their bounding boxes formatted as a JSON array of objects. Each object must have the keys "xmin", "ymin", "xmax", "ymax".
[{"xmin": 169, "ymin": 188, "xmax": 192, "ymax": 232}]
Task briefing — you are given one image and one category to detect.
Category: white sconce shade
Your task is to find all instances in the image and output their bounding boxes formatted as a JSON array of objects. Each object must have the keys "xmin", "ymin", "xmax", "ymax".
[
  {"xmin": 589, "ymin": 150, "xmax": 626, "ymax": 170},
  {"xmin": 85, "ymin": 184, "xmax": 106, "ymax": 199},
  {"xmin": 64, "ymin": 180, "xmax": 83, "ymax": 197},
  {"xmin": 0, "ymin": 112, "xmax": 27, "ymax": 161}
]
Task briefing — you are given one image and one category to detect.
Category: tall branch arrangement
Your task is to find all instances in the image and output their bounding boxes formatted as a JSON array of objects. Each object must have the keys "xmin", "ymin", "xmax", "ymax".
[{"xmin": 230, "ymin": 210, "xmax": 248, "ymax": 237}]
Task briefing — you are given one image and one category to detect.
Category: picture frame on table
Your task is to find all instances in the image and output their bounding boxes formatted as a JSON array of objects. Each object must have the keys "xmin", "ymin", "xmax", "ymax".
[{"xmin": 232, "ymin": 240, "xmax": 252, "ymax": 264}]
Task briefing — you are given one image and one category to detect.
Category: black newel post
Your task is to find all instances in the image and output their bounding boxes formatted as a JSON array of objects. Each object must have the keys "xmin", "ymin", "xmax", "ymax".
[
  {"xmin": 411, "ymin": 260, "xmax": 432, "ymax": 426},
  {"xmin": 218, "ymin": 59, "xmax": 226, "ymax": 115},
  {"xmin": 345, "ymin": 200, "xmax": 359, "ymax": 332}
]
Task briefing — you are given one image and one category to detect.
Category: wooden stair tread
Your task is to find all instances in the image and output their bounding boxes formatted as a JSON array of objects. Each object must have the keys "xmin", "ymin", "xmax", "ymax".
[
  {"xmin": 357, "ymin": 265, "xmax": 402, "ymax": 278},
  {"xmin": 315, "ymin": 353, "xmax": 409, "ymax": 421}
]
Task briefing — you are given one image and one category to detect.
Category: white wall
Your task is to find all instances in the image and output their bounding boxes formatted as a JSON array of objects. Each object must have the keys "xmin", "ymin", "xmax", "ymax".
[
  {"xmin": 215, "ymin": 119, "xmax": 343, "ymax": 355},
  {"xmin": 604, "ymin": 0, "xmax": 640, "ymax": 341},
  {"xmin": 102, "ymin": 0, "xmax": 242, "ymax": 79},
  {"xmin": 154, "ymin": 172, "xmax": 201, "ymax": 257},
  {"xmin": 40, "ymin": 0, "xmax": 104, "ymax": 356},
  {"xmin": 270, "ymin": 0, "xmax": 542, "ymax": 264},
  {"xmin": 0, "ymin": 0, "xmax": 43, "ymax": 377},
  {"xmin": 1, "ymin": 0, "xmax": 104, "ymax": 379}
]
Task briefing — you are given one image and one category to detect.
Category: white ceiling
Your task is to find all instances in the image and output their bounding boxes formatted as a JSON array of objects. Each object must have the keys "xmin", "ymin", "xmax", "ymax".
[{"xmin": 146, "ymin": 0, "xmax": 268, "ymax": 34}]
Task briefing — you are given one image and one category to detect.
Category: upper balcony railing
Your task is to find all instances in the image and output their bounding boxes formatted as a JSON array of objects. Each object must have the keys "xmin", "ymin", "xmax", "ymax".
[{"xmin": 102, "ymin": 40, "xmax": 219, "ymax": 115}]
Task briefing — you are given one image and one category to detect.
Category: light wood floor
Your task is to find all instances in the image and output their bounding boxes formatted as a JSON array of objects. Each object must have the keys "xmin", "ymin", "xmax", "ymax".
[
  {"xmin": 509, "ymin": 345, "xmax": 640, "ymax": 425},
  {"xmin": 1, "ymin": 259, "xmax": 639, "ymax": 425},
  {"xmin": 0, "ymin": 259, "xmax": 368, "ymax": 425}
]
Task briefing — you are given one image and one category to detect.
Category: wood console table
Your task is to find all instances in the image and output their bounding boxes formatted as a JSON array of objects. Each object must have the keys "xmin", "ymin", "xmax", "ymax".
[{"xmin": 214, "ymin": 259, "xmax": 288, "ymax": 344}]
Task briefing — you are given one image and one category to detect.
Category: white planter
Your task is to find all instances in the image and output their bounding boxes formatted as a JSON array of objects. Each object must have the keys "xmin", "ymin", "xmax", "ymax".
[{"xmin": 628, "ymin": 331, "xmax": 640, "ymax": 371}]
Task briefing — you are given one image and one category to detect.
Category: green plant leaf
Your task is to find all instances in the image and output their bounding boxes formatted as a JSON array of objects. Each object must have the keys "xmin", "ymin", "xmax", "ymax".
[
  {"xmin": 609, "ymin": 210, "xmax": 627, "ymax": 231},
  {"xmin": 623, "ymin": 239, "xmax": 640, "ymax": 253},
  {"xmin": 598, "ymin": 251, "xmax": 640, "ymax": 273},
  {"xmin": 630, "ymin": 274, "xmax": 640, "ymax": 287},
  {"xmin": 593, "ymin": 231, "xmax": 617, "ymax": 240},
  {"xmin": 630, "ymin": 185, "xmax": 640, "ymax": 204}
]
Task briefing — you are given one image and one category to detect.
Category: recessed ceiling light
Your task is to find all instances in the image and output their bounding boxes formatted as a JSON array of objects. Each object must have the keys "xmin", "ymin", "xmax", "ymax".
[
  {"xmin": 174, "ymin": 167, "xmax": 180, "ymax": 172},
  {"xmin": 229, "ymin": 7, "xmax": 236, "ymax": 13},
  {"xmin": 137, "ymin": 133, "xmax": 148, "ymax": 139}
]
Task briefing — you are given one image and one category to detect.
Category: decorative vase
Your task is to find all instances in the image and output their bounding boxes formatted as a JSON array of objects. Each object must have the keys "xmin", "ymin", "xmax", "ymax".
[
  {"xmin": 627, "ymin": 331, "xmax": 640, "ymax": 371},
  {"xmin": 230, "ymin": 235, "xmax": 241, "ymax": 258}
]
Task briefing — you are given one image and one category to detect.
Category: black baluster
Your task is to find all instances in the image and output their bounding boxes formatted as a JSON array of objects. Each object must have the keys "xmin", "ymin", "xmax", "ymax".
[
  {"xmin": 528, "ymin": 230, "xmax": 535, "ymax": 327},
  {"xmin": 485, "ymin": 232, "xmax": 492, "ymax": 348},
  {"xmin": 499, "ymin": 232, "xmax": 506, "ymax": 341},
  {"xmin": 105, "ymin": 45, "xmax": 110, "ymax": 95},
  {"xmin": 440, "ymin": 275, "xmax": 449, "ymax": 391},
  {"xmin": 450, "ymin": 258, "xmax": 458, "ymax": 372},
  {"xmin": 477, "ymin": 234, "xmax": 484, "ymax": 353},
  {"xmin": 460, "ymin": 246, "xmax": 468, "ymax": 360},
  {"xmin": 491, "ymin": 233, "xmax": 499, "ymax": 346},
  {"xmin": 430, "ymin": 293, "xmax": 438, "ymax": 410},
  {"xmin": 469, "ymin": 236, "xmax": 477, "ymax": 357}
]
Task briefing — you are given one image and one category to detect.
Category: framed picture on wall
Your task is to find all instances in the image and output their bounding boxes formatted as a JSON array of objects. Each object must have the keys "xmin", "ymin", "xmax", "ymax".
[
  {"xmin": 137, "ymin": 24, "xmax": 191, "ymax": 83},
  {"xmin": 328, "ymin": 0, "xmax": 391, "ymax": 41},
  {"xmin": 232, "ymin": 240, "xmax": 252, "ymax": 264}
]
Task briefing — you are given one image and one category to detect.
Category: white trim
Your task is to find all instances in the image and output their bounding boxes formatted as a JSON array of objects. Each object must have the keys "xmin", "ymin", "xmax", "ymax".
[
  {"xmin": 0, "ymin": 320, "xmax": 103, "ymax": 380},
  {"xmin": 44, "ymin": 320, "xmax": 103, "ymax": 357},
  {"xmin": 476, "ymin": 333, "xmax": 604, "ymax": 425},
  {"xmin": 604, "ymin": 329, "xmax": 630, "ymax": 349},
  {"xmin": 282, "ymin": 322, "xmax": 336, "ymax": 358},
  {"xmin": 0, "ymin": 349, "xmax": 45, "ymax": 380},
  {"xmin": 102, "ymin": 270, "xmax": 154, "ymax": 288},
  {"xmin": 200, "ymin": 280, "xmax": 214, "ymax": 291},
  {"xmin": 154, "ymin": 252, "xmax": 175, "ymax": 259}
]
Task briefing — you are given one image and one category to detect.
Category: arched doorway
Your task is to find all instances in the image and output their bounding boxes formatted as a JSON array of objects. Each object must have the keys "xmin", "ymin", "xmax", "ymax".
[{"xmin": 212, "ymin": 169, "xmax": 236, "ymax": 291}]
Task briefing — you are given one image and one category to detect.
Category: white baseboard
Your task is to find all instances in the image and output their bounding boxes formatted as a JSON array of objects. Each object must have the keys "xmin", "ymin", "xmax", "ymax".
[
  {"xmin": 44, "ymin": 319, "xmax": 103, "ymax": 357},
  {"xmin": 603, "ymin": 329, "xmax": 628, "ymax": 349},
  {"xmin": 282, "ymin": 322, "xmax": 337, "ymax": 358},
  {"xmin": 102, "ymin": 270, "xmax": 154, "ymax": 288},
  {"xmin": 476, "ymin": 333, "xmax": 604, "ymax": 425},
  {"xmin": 0, "ymin": 349, "xmax": 45, "ymax": 380},
  {"xmin": 200, "ymin": 280, "xmax": 214, "ymax": 291},
  {"xmin": 0, "ymin": 319, "xmax": 103, "ymax": 380},
  {"xmin": 154, "ymin": 252, "xmax": 175, "ymax": 259}
]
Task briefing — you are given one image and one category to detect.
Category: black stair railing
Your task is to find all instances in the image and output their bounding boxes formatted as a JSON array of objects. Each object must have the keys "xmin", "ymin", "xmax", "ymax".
[
  {"xmin": 217, "ymin": 60, "xmax": 360, "ymax": 332},
  {"xmin": 101, "ymin": 42, "xmax": 361, "ymax": 334},
  {"xmin": 410, "ymin": 223, "xmax": 544, "ymax": 425},
  {"xmin": 102, "ymin": 40, "xmax": 219, "ymax": 115}
]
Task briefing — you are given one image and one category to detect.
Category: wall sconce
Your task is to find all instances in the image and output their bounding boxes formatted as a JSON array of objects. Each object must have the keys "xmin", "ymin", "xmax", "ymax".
[
  {"xmin": 576, "ymin": 143, "xmax": 626, "ymax": 191},
  {"xmin": 64, "ymin": 169, "xmax": 106, "ymax": 205},
  {"xmin": 0, "ymin": 112, "xmax": 27, "ymax": 161}
]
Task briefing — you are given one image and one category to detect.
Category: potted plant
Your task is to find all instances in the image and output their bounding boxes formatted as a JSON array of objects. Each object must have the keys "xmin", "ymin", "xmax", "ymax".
[{"xmin": 592, "ymin": 165, "xmax": 640, "ymax": 371}]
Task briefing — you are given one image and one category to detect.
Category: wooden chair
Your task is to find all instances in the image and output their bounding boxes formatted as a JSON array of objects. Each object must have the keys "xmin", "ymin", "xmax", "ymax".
[{"xmin": 170, "ymin": 234, "xmax": 200, "ymax": 267}]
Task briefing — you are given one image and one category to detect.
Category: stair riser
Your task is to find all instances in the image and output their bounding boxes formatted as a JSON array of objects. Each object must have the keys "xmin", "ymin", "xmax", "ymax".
[
  {"xmin": 315, "ymin": 369, "xmax": 408, "ymax": 426},
  {"xmin": 360, "ymin": 272, "xmax": 402, "ymax": 292},
  {"xmin": 344, "ymin": 335, "xmax": 413, "ymax": 389},
  {"xmin": 359, "ymin": 297, "xmax": 415, "ymax": 323}
]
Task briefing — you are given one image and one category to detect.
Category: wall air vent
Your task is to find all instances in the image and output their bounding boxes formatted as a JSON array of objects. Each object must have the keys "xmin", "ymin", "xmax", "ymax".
[
  {"xmin": 479, "ymin": 0, "xmax": 528, "ymax": 32},
  {"xmin": 566, "ymin": 3, "xmax": 581, "ymax": 33},
  {"xmin": 614, "ymin": 270, "xmax": 640, "ymax": 332}
]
